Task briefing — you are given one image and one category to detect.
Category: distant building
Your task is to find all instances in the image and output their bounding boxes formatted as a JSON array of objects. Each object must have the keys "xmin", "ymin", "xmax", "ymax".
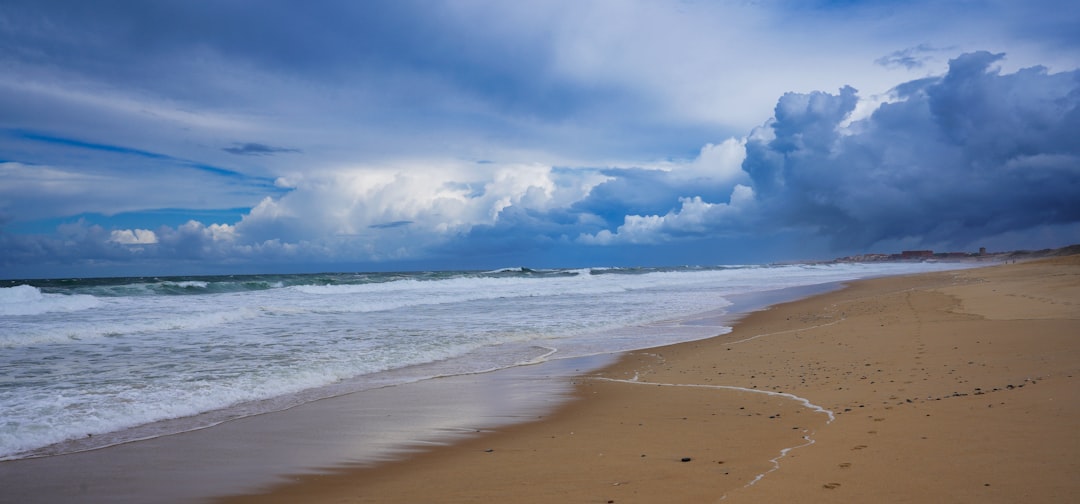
[{"xmin": 901, "ymin": 250, "xmax": 934, "ymax": 259}]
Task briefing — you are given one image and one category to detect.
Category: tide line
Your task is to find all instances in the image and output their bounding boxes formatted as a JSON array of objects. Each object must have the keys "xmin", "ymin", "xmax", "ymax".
[
  {"xmin": 589, "ymin": 377, "xmax": 834, "ymax": 498},
  {"xmin": 590, "ymin": 377, "xmax": 835, "ymax": 423},
  {"xmin": 585, "ymin": 312, "xmax": 848, "ymax": 495},
  {"xmin": 722, "ymin": 315, "xmax": 845, "ymax": 346}
]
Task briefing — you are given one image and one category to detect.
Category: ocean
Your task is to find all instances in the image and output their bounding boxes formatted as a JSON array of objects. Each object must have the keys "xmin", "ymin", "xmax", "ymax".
[{"xmin": 0, "ymin": 262, "xmax": 972, "ymax": 462}]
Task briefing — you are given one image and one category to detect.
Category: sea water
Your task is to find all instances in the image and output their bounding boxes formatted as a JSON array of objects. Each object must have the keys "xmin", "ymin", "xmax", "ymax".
[{"xmin": 0, "ymin": 262, "xmax": 972, "ymax": 460}]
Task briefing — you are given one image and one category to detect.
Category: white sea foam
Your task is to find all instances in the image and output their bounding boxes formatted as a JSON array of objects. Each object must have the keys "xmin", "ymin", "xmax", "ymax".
[
  {"xmin": 162, "ymin": 280, "xmax": 210, "ymax": 289},
  {"xmin": 0, "ymin": 285, "xmax": 101, "ymax": 316},
  {"xmin": 0, "ymin": 302, "xmax": 261, "ymax": 348},
  {"xmin": 285, "ymin": 274, "xmax": 630, "ymax": 316}
]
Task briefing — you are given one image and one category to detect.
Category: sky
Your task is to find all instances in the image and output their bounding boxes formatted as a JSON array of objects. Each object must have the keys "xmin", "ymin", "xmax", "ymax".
[{"xmin": 1, "ymin": 0, "xmax": 1079, "ymax": 278}]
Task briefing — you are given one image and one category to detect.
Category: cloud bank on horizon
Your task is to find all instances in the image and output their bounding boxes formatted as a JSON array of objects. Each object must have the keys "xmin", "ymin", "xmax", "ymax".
[{"xmin": 1, "ymin": 1, "xmax": 1079, "ymax": 277}]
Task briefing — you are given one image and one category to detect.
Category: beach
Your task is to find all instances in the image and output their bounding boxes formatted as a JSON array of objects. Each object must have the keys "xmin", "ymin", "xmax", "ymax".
[{"xmin": 218, "ymin": 256, "xmax": 1079, "ymax": 503}]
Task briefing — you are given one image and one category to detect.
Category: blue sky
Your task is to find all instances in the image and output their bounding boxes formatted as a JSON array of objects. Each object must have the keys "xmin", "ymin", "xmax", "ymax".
[{"xmin": 2, "ymin": 0, "xmax": 1079, "ymax": 278}]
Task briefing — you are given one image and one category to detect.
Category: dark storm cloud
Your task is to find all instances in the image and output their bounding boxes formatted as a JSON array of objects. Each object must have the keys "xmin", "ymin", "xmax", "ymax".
[{"xmin": 743, "ymin": 51, "xmax": 1080, "ymax": 249}]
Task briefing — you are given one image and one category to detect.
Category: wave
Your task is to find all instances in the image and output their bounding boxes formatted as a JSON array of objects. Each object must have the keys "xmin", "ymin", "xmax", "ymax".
[
  {"xmin": 0, "ymin": 305, "xmax": 261, "ymax": 348},
  {"xmin": 0, "ymin": 285, "xmax": 101, "ymax": 316},
  {"xmin": 286, "ymin": 272, "xmax": 628, "ymax": 314},
  {"xmin": 74, "ymin": 279, "xmax": 286, "ymax": 297},
  {"xmin": 482, "ymin": 266, "xmax": 535, "ymax": 275},
  {"xmin": 3, "ymin": 262, "xmax": 966, "ymax": 306}
]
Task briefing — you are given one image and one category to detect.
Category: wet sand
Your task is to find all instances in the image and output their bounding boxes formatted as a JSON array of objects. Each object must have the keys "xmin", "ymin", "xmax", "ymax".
[
  {"xmin": 0, "ymin": 355, "xmax": 617, "ymax": 504},
  {"xmin": 218, "ymin": 256, "xmax": 1080, "ymax": 503}
]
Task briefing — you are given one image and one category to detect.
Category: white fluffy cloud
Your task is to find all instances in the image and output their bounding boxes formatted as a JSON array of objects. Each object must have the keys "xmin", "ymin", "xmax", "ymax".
[
  {"xmin": 109, "ymin": 229, "xmax": 158, "ymax": 245},
  {"xmin": 579, "ymin": 184, "xmax": 755, "ymax": 245},
  {"xmin": 229, "ymin": 161, "xmax": 612, "ymax": 260},
  {"xmin": 673, "ymin": 138, "xmax": 749, "ymax": 183}
]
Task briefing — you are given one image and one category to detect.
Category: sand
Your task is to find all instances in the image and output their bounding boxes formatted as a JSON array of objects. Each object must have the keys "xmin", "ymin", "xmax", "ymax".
[{"xmin": 218, "ymin": 257, "xmax": 1080, "ymax": 503}]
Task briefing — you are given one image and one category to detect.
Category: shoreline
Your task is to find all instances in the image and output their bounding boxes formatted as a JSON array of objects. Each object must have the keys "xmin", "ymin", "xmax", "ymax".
[
  {"xmin": 0, "ymin": 281, "xmax": 843, "ymax": 504},
  {"xmin": 218, "ymin": 256, "xmax": 1079, "ymax": 503},
  {"xmin": 4, "ymin": 262, "xmax": 914, "ymax": 466}
]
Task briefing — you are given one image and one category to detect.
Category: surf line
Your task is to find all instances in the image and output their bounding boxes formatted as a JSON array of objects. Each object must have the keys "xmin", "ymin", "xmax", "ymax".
[
  {"xmin": 590, "ymin": 378, "xmax": 835, "ymax": 423},
  {"xmin": 590, "ymin": 377, "xmax": 834, "ymax": 496},
  {"xmin": 588, "ymin": 313, "xmax": 850, "ymax": 494},
  {"xmin": 722, "ymin": 314, "xmax": 846, "ymax": 346},
  {"xmin": 594, "ymin": 313, "xmax": 845, "ymax": 422}
]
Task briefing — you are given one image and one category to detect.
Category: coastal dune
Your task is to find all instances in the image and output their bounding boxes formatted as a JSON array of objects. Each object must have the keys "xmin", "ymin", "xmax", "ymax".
[{"xmin": 221, "ymin": 256, "xmax": 1079, "ymax": 503}]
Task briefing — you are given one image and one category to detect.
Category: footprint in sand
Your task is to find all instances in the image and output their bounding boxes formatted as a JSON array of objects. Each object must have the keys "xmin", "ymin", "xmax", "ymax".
[
  {"xmin": 838, "ymin": 462, "xmax": 852, "ymax": 468},
  {"xmin": 822, "ymin": 482, "xmax": 842, "ymax": 489}
]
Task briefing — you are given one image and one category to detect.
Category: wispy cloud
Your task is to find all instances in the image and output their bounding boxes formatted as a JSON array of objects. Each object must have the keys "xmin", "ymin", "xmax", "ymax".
[
  {"xmin": 223, "ymin": 143, "xmax": 302, "ymax": 156},
  {"xmin": 875, "ymin": 44, "xmax": 952, "ymax": 70},
  {"xmin": 368, "ymin": 221, "xmax": 413, "ymax": 230}
]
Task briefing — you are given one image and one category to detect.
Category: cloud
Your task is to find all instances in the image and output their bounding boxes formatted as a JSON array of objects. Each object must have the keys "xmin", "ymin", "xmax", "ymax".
[
  {"xmin": 223, "ymin": 142, "xmax": 301, "ymax": 156},
  {"xmin": 5, "ymin": 49, "xmax": 1076, "ymax": 278},
  {"xmin": 225, "ymin": 160, "xmax": 614, "ymax": 261},
  {"xmin": 109, "ymin": 229, "xmax": 158, "ymax": 245},
  {"xmin": 3, "ymin": 0, "xmax": 1080, "ymax": 279},
  {"xmin": 0, "ymin": 134, "xmax": 282, "ymax": 223},
  {"xmin": 875, "ymin": 44, "xmax": 952, "ymax": 70},
  {"xmin": 578, "ymin": 185, "xmax": 755, "ymax": 245},
  {"xmin": 742, "ymin": 51, "xmax": 1080, "ymax": 250},
  {"xmin": 16, "ymin": 0, "xmax": 1065, "ymax": 175},
  {"xmin": 368, "ymin": 220, "xmax": 413, "ymax": 230}
]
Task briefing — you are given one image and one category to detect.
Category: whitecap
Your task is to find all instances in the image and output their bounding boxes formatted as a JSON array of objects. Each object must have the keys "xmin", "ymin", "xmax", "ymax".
[{"xmin": 0, "ymin": 285, "xmax": 101, "ymax": 316}]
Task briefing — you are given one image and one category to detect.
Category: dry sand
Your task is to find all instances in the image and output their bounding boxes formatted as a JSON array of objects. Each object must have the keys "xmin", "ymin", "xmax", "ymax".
[{"xmin": 219, "ymin": 257, "xmax": 1079, "ymax": 503}]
